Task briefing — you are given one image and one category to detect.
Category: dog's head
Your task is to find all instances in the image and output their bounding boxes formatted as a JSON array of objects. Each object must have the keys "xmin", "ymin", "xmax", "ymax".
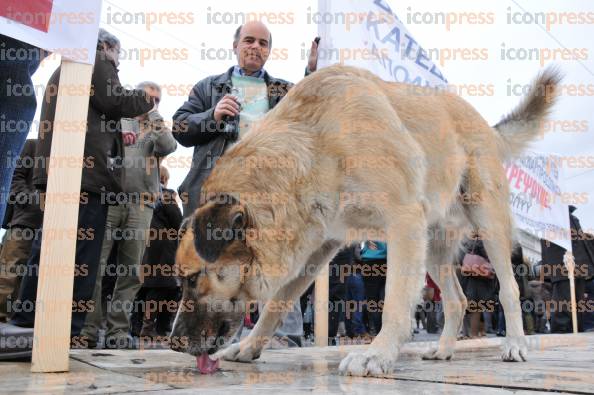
[{"xmin": 170, "ymin": 194, "xmax": 254, "ymax": 356}]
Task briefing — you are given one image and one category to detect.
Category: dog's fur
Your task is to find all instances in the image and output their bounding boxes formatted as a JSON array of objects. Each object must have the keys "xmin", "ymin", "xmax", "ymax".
[{"xmin": 170, "ymin": 64, "xmax": 561, "ymax": 376}]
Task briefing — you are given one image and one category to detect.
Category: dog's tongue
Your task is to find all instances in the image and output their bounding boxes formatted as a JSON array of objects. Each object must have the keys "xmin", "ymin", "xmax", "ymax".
[{"xmin": 197, "ymin": 352, "xmax": 219, "ymax": 374}]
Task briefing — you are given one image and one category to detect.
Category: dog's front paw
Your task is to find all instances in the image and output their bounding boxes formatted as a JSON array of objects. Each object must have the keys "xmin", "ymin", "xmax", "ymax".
[
  {"xmin": 422, "ymin": 347, "xmax": 454, "ymax": 361},
  {"xmin": 338, "ymin": 348, "xmax": 398, "ymax": 377},
  {"xmin": 501, "ymin": 336, "xmax": 527, "ymax": 362},
  {"xmin": 214, "ymin": 340, "xmax": 262, "ymax": 363}
]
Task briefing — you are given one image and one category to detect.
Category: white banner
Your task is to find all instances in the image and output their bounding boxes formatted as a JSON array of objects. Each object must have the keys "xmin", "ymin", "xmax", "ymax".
[
  {"xmin": 0, "ymin": 0, "xmax": 102, "ymax": 64},
  {"xmin": 506, "ymin": 152, "xmax": 571, "ymax": 251},
  {"xmin": 316, "ymin": 0, "xmax": 447, "ymax": 87}
]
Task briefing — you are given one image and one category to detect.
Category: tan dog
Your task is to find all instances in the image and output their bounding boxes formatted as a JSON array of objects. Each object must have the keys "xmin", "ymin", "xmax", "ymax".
[{"xmin": 170, "ymin": 64, "xmax": 561, "ymax": 377}]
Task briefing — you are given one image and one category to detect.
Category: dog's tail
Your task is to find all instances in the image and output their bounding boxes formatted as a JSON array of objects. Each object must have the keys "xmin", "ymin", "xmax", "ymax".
[{"xmin": 494, "ymin": 66, "xmax": 563, "ymax": 159}]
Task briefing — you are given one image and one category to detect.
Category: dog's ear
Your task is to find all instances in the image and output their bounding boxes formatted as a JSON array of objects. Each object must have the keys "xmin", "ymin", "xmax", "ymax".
[{"xmin": 193, "ymin": 197, "xmax": 248, "ymax": 263}]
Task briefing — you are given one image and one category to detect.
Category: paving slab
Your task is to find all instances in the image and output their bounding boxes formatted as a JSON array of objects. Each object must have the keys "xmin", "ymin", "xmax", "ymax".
[{"xmin": 1, "ymin": 332, "xmax": 592, "ymax": 394}]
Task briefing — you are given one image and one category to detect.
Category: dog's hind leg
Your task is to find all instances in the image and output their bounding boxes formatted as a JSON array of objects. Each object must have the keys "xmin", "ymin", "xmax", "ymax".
[
  {"xmin": 464, "ymin": 176, "xmax": 527, "ymax": 362},
  {"xmin": 422, "ymin": 228, "xmax": 467, "ymax": 360},
  {"xmin": 339, "ymin": 203, "xmax": 428, "ymax": 377},
  {"xmin": 215, "ymin": 240, "xmax": 342, "ymax": 363}
]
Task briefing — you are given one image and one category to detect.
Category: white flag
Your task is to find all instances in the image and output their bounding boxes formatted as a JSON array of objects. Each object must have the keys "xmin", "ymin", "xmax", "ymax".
[{"xmin": 317, "ymin": 0, "xmax": 447, "ymax": 88}]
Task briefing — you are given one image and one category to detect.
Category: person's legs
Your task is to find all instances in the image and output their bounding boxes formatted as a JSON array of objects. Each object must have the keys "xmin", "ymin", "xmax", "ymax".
[
  {"xmin": 0, "ymin": 228, "xmax": 34, "ymax": 322},
  {"xmin": 79, "ymin": 204, "xmax": 121, "ymax": 343},
  {"xmin": 551, "ymin": 280, "xmax": 573, "ymax": 333},
  {"xmin": 425, "ymin": 300, "xmax": 438, "ymax": 334},
  {"xmin": 154, "ymin": 287, "xmax": 179, "ymax": 335},
  {"xmin": 140, "ymin": 287, "xmax": 159, "ymax": 338},
  {"xmin": 583, "ymin": 279, "xmax": 594, "ymax": 332},
  {"xmin": 328, "ymin": 297, "xmax": 342, "ymax": 342},
  {"xmin": 483, "ymin": 310, "xmax": 494, "ymax": 334},
  {"xmin": 8, "ymin": 234, "xmax": 41, "ymax": 328},
  {"xmin": 469, "ymin": 311, "xmax": 481, "ymax": 338},
  {"xmin": 461, "ymin": 311, "xmax": 471, "ymax": 337},
  {"xmin": 345, "ymin": 273, "xmax": 367, "ymax": 336},
  {"xmin": 9, "ymin": 193, "xmax": 108, "ymax": 332},
  {"xmin": 376, "ymin": 276, "xmax": 386, "ymax": 333},
  {"xmin": 130, "ymin": 286, "xmax": 147, "ymax": 337},
  {"xmin": 0, "ymin": 35, "xmax": 45, "ymax": 223},
  {"xmin": 497, "ymin": 304, "xmax": 506, "ymax": 335},
  {"xmin": 69, "ymin": 193, "xmax": 109, "ymax": 336},
  {"xmin": 105, "ymin": 204, "xmax": 153, "ymax": 343},
  {"xmin": 362, "ymin": 268, "xmax": 383, "ymax": 335}
]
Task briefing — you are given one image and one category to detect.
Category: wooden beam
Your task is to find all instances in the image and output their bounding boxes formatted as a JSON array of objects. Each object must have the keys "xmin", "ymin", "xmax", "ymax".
[
  {"xmin": 564, "ymin": 252, "xmax": 578, "ymax": 334},
  {"xmin": 31, "ymin": 59, "xmax": 93, "ymax": 372},
  {"xmin": 314, "ymin": 267, "xmax": 329, "ymax": 347}
]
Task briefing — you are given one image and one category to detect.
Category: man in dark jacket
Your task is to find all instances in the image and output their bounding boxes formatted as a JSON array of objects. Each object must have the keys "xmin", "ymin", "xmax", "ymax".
[
  {"xmin": 542, "ymin": 206, "xmax": 594, "ymax": 333},
  {"xmin": 138, "ymin": 167, "xmax": 183, "ymax": 338},
  {"xmin": 0, "ymin": 139, "xmax": 43, "ymax": 322},
  {"xmin": 0, "ymin": 29, "xmax": 154, "ymax": 360},
  {"xmin": 173, "ymin": 21, "xmax": 298, "ymax": 217}
]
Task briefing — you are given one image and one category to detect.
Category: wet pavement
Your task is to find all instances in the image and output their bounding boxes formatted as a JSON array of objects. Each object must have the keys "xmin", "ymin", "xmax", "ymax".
[{"xmin": 1, "ymin": 332, "xmax": 593, "ymax": 394}]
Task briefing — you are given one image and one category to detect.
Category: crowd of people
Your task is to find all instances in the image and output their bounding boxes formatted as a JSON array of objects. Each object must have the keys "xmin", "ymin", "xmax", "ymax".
[{"xmin": 0, "ymin": 20, "xmax": 593, "ymax": 361}]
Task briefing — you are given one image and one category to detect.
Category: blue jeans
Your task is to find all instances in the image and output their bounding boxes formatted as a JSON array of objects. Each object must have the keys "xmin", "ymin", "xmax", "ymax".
[
  {"xmin": 0, "ymin": 35, "xmax": 45, "ymax": 224},
  {"xmin": 497, "ymin": 304, "xmax": 506, "ymax": 334},
  {"xmin": 345, "ymin": 273, "xmax": 367, "ymax": 336}
]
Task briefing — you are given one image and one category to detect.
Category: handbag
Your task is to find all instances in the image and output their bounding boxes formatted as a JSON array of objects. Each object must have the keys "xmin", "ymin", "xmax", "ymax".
[{"xmin": 462, "ymin": 241, "xmax": 495, "ymax": 279}]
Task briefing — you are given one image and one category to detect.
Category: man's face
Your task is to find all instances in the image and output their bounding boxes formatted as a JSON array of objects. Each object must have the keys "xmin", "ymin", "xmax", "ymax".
[
  {"xmin": 233, "ymin": 23, "xmax": 271, "ymax": 74},
  {"xmin": 103, "ymin": 43, "xmax": 121, "ymax": 68}
]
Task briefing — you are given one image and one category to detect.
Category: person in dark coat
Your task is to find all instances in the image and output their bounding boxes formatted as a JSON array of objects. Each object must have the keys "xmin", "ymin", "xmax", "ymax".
[
  {"xmin": 139, "ymin": 167, "xmax": 182, "ymax": 337},
  {"xmin": 0, "ymin": 29, "xmax": 154, "ymax": 359},
  {"xmin": 459, "ymin": 236, "xmax": 498, "ymax": 338},
  {"xmin": 0, "ymin": 139, "xmax": 43, "ymax": 322},
  {"xmin": 542, "ymin": 205, "xmax": 594, "ymax": 333}
]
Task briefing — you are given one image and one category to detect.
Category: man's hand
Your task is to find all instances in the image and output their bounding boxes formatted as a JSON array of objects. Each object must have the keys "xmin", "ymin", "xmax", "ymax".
[
  {"xmin": 122, "ymin": 131, "xmax": 137, "ymax": 146},
  {"xmin": 307, "ymin": 38, "xmax": 319, "ymax": 73},
  {"xmin": 214, "ymin": 94, "xmax": 240, "ymax": 122}
]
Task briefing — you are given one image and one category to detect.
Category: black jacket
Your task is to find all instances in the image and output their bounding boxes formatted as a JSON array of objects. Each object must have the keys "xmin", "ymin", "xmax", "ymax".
[
  {"xmin": 5, "ymin": 139, "xmax": 43, "ymax": 229},
  {"xmin": 541, "ymin": 212, "xmax": 594, "ymax": 283},
  {"xmin": 172, "ymin": 66, "xmax": 292, "ymax": 217},
  {"xmin": 33, "ymin": 51, "xmax": 154, "ymax": 195},
  {"xmin": 142, "ymin": 187, "xmax": 183, "ymax": 288}
]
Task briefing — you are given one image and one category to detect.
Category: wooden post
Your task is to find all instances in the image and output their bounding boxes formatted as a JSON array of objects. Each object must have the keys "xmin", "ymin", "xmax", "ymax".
[
  {"xmin": 314, "ymin": 266, "xmax": 329, "ymax": 347},
  {"xmin": 31, "ymin": 60, "xmax": 93, "ymax": 372},
  {"xmin": 564, "ymin": 252, "xmax": 578, "ymax": 334}
]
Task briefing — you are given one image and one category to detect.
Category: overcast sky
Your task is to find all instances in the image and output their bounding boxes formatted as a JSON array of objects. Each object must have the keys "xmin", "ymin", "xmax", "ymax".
[{"xmin": 27, "ymin": 0, "xmax": 594, "ymax": 231}]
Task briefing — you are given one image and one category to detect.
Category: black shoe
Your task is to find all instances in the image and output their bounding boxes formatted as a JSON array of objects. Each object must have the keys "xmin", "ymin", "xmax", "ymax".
[
  {"xmin": 71, "ymin": 335, "xmax": 97, "ymax": 349},
  {"xmin": 0, "ymin": 323, "xmax": 34, "ymax": 360}
]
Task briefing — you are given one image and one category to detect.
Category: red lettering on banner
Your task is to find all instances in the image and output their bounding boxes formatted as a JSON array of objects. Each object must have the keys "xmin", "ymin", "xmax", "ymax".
[{"xmin": 507, "ymin": 163, "xmax": 550, "ymax": 208}]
